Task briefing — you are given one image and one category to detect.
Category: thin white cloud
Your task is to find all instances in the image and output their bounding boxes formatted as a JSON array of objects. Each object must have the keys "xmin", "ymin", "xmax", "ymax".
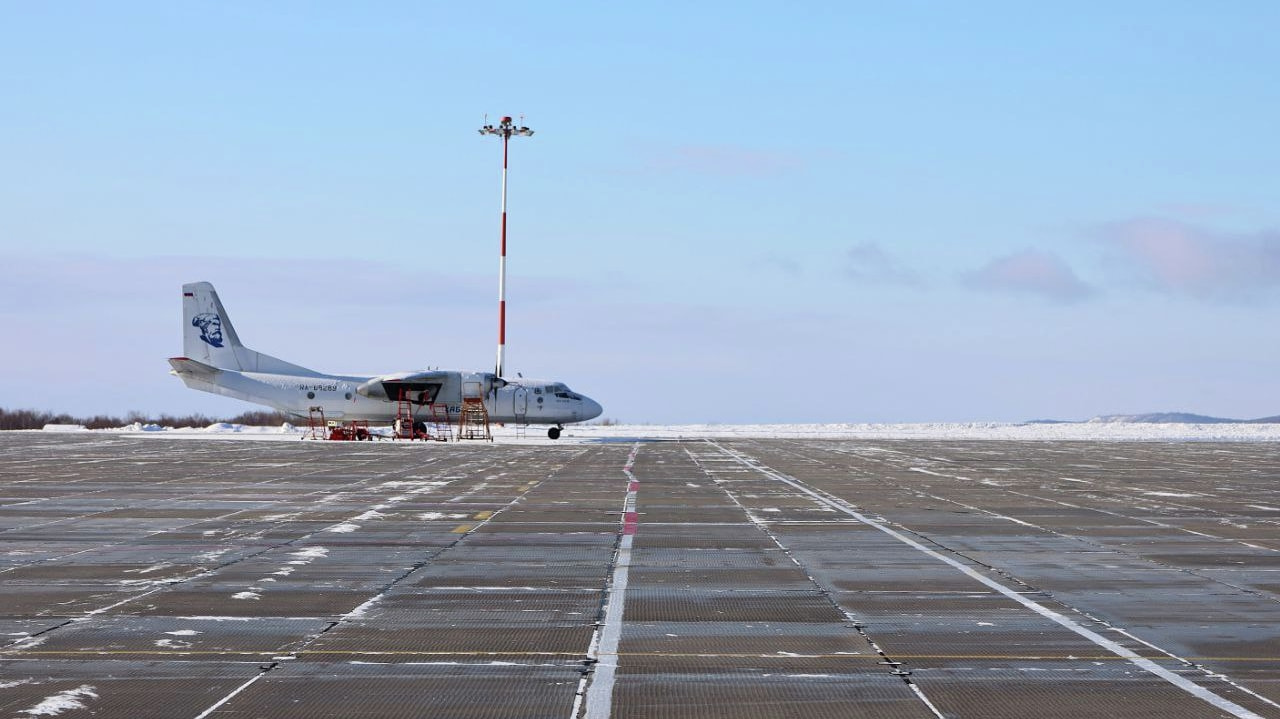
[
  {"xmin": 962, "ymin": 250, "xmax": 1092, "ymax": 302},
  {"xmin": 843, "ymin": 243, "xmax": 920, "ymax": 286},
  {"xmin": 1097, "ymin": 218, "xmax": 1280, "ymax": 299}
]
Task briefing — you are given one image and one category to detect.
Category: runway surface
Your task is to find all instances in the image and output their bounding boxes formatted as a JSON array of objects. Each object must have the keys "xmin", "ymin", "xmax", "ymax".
[{"xmin": 1, "ymin": 433, "xmax": 1278, "ymax": 717}]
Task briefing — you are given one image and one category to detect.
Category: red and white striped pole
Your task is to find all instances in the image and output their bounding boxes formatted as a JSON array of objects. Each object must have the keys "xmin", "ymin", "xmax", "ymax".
[{"xmin": 479, "ymin": 115, "xmax": 534, "ymax": 378}]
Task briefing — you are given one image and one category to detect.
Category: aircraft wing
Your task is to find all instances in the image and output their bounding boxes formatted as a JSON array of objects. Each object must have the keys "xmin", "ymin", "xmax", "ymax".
[{"xmin": 355, "ymin": 370, "xmax": 454, "ymax": 401}]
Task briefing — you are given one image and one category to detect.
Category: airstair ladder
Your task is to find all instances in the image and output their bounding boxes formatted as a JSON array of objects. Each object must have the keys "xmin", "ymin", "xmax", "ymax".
[
  {"xmin": 428, "ymin": 404, "xmax": 453, "ymax": 442},
  {"xmin": 393, "ymin": 388, "xmax": 419, "ymax": 440},
  {"xmin": 304, "ymin": 406, "xmax": 326, "ymax": 440},
  {"xmin": 457, "ymin": 398, "xmax": 492, "ymax": 441}
]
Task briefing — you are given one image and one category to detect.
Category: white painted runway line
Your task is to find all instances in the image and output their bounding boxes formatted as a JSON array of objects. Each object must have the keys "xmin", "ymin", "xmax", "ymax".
[
  {"xmin": 686, "ymin": 447, "xmax": 947, "ymax": 719},
  {"xmin": 707, "ymin": 440, "xmax": 1269, "ymax": 719},
  {"xmin": 579, "ymin": 442, "xmax": 640, "ymax": 719},
  {"xmin": 192, "ymin": 671, "xmax": 269, "ymax": 719}
]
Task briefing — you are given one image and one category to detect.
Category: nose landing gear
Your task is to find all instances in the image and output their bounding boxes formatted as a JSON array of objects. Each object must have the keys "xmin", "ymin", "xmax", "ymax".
[{"xmin": 548, "ymin": 425, "xmax": 562, "ymax": 440}]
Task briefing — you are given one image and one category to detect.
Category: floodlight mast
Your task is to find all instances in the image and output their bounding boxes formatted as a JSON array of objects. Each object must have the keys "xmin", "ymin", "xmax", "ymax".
[{"xmin": 478, "ymin": 115, "xmax": 534, "ymax": 379}]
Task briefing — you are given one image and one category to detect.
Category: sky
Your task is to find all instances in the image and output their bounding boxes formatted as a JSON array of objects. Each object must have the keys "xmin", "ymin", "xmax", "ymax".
[{"xmin": 2, "ymin": 2, "xmax": 1280, "ymax": 423}]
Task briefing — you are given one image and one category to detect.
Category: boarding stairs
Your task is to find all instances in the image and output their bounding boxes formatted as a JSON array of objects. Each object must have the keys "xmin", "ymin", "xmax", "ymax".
[
  {"xmin": 457, "ymin": 383, "xmax": 492, "ymax": 441},
  {"xmin": 304, "ymin": 406, "xmax": 326, "ymax": 440},
  {"xmin": 393, "ymin": 388, "xmax": 422, "ymax": 440},
  {"xmin": 457, "ymin": 399, "xmax": 491, "ymax": 441},
  {"xmin": 427, "ymin": 404, "xmax": 453, "ymax": 442}
]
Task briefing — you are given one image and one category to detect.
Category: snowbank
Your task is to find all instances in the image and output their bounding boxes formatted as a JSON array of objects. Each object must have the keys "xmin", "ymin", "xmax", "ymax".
[
  {"xmin": 562, "ymin": 422, "xmax": 1280, "ymax": 442},
  {"xmin": 92, "ymin": 421, "xmax": 1280, "ymax": 443},
  {"xmin": 98, "ymin": 422, "xmax": 303, "ymax": 436},
  {"xmin": 41, "ymin": 424, "xmax": 88, "ymax": 432}
]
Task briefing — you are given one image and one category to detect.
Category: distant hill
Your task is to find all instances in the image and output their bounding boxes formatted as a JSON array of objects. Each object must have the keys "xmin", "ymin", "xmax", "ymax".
[{"xmin": 1085, "ymin": 412, "xmax": 1280, "ymax": 424}]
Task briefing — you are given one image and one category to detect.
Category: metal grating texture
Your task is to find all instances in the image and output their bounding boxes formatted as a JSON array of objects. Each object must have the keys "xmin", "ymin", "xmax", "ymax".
[
  {"xmin": 624, "ymin": 589, "xmax": 848, "ymax": 623},
  {"xmin": 220, "ymin": 662, "xmax": 585, "ymax": 719},
  {"xmin": 4, "ymin": 435, "xmax": 1280, "ymax": 717},
  {"xmin": 911, "ymin": 663, "xmax": 1260, "ymax": 719},
  {"xmin": 612, "ymin": 672, "xmax": 934, "ymax": 719},
  {"xmin": 0, "ymin": 660, "xmax": 263, "ymax": 719}
]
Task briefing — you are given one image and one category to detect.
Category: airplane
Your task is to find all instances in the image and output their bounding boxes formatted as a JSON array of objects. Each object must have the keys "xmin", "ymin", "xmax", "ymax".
[{"xmin": 169, "ymin": 282, "xmax": 602, "ymax": 439}]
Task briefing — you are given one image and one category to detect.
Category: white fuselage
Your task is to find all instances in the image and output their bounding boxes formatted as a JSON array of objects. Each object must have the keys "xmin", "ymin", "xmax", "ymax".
[
  {"xmin": 178, "ymin": 367, "xmax": 602, "ymax": 425},
  {"xmin": 171, "ymin": 281, "xmax": 604, "ymax": 429}
]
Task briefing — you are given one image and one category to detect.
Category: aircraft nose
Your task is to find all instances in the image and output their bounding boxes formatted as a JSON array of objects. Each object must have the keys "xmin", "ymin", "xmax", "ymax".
[{"xmin": 582, "ymin": 396, "xmax": 603, "ymax": 421}]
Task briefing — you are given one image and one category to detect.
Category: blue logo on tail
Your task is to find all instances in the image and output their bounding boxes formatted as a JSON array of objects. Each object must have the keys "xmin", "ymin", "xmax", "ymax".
[{"xmin": 192, "ymin": 313, "xmax": 225, "ymax": 348}]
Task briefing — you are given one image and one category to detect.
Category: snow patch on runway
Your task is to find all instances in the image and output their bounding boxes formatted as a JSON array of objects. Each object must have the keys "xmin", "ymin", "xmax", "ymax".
[
  {"xmin": 290, "ymin": 547, "xmax": 328, "ymax": 559},
  {"xmin": 344, "ymin": 595, "xmax": 382, "ymax": 619},
  {"xmin": 0, "ymin": 678, "xmax": 34, "ymax": 689},
  {"xmin": 18, "ymin": 685, "xmax": 97, "ymax": 716},
  {"xmin": 124, "ymin": 563, "xmax": 172, "ymax": 574},
  {"xmin": 418, "ymin": 511, "xmax": 467, "ymax": 520},
  {"xmin": 381, "ymin": 480, "xmax": 449, "ymax": 490},
  {"xmin": 8, "ymin": 635, "xmax": 47, "ymax": 650}
]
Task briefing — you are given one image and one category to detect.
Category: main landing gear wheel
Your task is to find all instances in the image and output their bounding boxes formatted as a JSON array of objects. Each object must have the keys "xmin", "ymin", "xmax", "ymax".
[{"xmin": 548, "ymin": 426, "xmax": 562, "ymax": 440}]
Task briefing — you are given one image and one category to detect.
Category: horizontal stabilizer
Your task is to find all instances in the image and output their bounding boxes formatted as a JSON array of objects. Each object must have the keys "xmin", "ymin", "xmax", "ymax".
[{"xmin": 168, "ymin": 356, "xmax": 223, "ymax": 380}]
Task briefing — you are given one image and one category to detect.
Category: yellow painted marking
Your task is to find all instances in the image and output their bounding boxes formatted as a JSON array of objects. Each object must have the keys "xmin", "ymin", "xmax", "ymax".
[
  {"xmin": 472, "ymin": 511, "xmax": 493, "ymax": 520},
  {"xmin": 451, "ymin": 524, "xmax": 473, "ymax": 533}
]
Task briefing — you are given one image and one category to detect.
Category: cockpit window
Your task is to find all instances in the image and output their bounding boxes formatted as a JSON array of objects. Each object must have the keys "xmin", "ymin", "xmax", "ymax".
[{"xmin": 542, "ymin": 383, "xmax": 579, "ymax": 399}]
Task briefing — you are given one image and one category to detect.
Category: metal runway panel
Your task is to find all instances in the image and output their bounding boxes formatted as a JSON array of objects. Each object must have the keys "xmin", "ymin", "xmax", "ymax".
[{"xmin": 1, "ymin": 435, "xmax": 1279, "ymax": 717}]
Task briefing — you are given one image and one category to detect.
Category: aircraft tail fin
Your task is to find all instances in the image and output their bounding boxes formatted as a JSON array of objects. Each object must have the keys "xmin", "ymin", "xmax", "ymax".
[
  {"xmin": 182, "ymin": 282, "xmax": 321, "ymax": 375},
  {"xmin": 183, "ymin": 282, "xmax": 245, "ymax": 370}
]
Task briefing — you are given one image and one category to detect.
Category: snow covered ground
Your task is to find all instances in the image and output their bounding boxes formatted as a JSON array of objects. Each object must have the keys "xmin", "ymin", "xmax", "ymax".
[
  {"xmin": 569, "ymin": 422, "xmax": 1280, "ymax": 442},
  {"xmin": 36, "ymin": 421, "xmax": 1280, "ymax": 442}
]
